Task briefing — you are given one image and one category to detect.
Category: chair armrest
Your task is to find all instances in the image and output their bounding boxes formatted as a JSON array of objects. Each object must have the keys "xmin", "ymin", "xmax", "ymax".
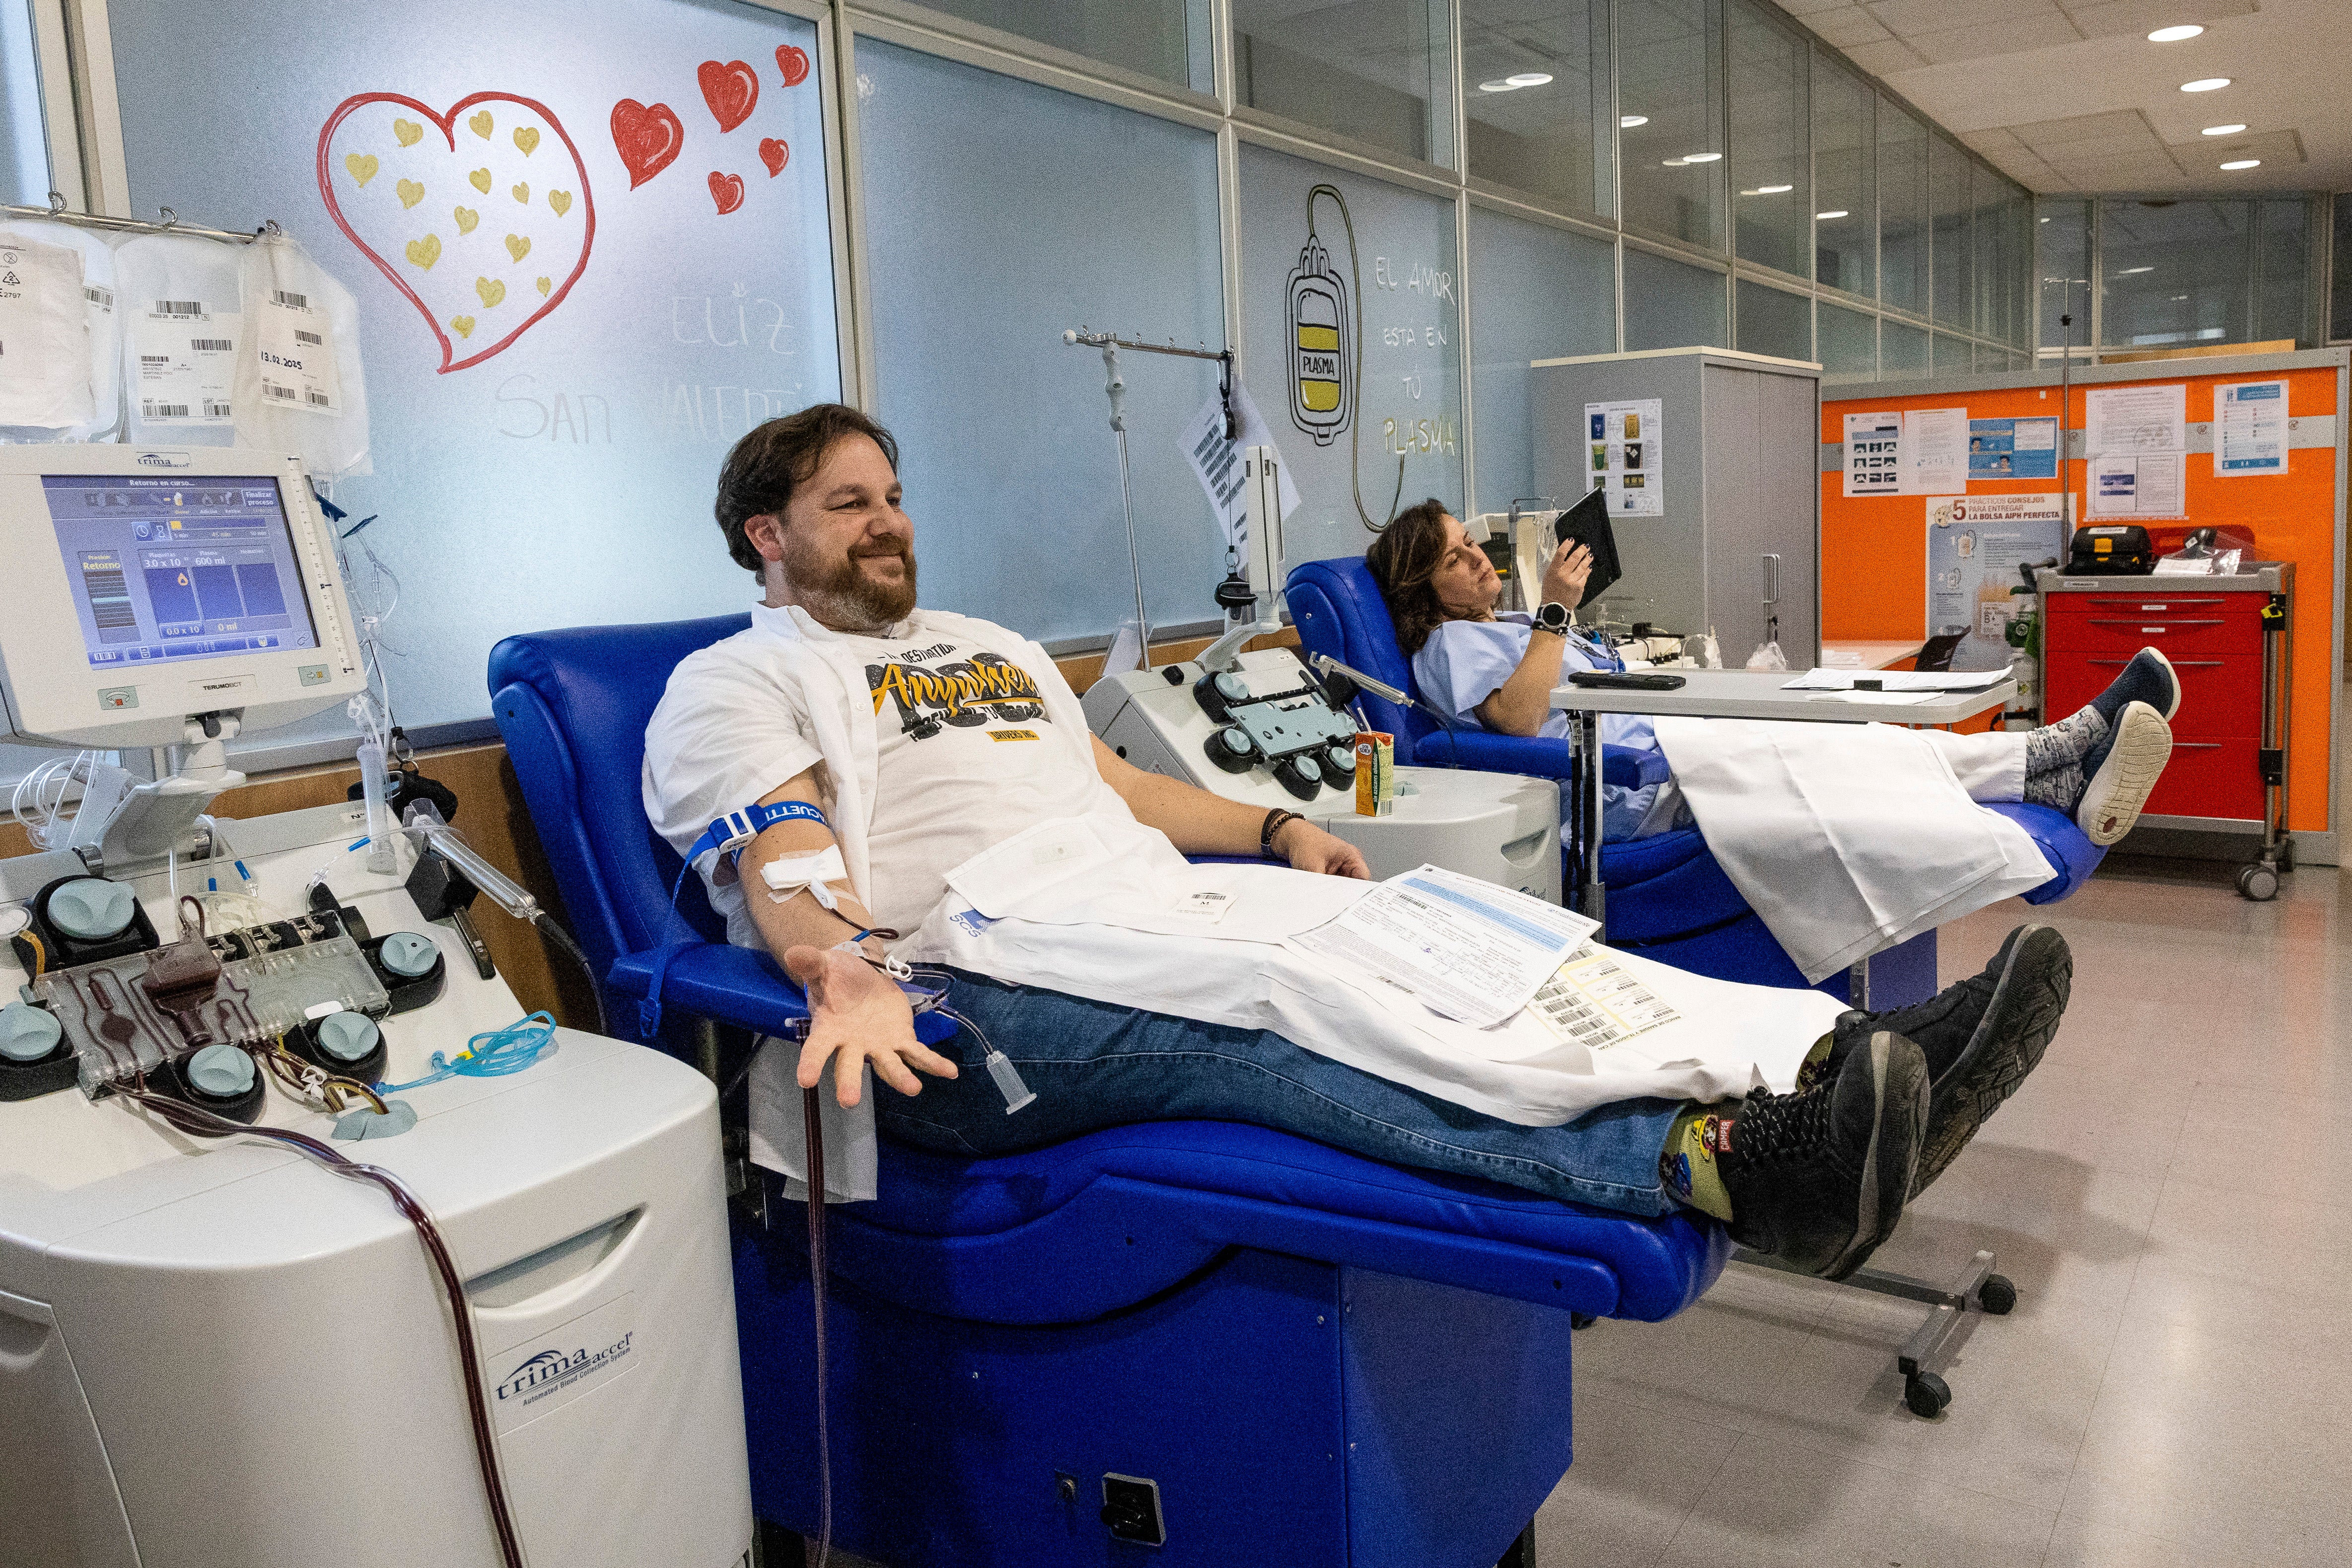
[
  {"xmin": 606, "ymin": 941, "xmax": 959, "ymax": 1044},
  {"xmin": 1414, "ymin": 729, "xmax": 1669, "ymax": 789}
]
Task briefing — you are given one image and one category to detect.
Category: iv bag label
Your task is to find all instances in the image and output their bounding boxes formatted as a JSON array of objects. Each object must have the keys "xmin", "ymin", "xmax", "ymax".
[
  {"xmin": 132, "ymin": 303, "xmax": 239, "ymax": 425},
  {"xmin": 251, "ymin": 289, "xmax": 345, "ymax": 416},
  {"xmin": 483, "ymin": 1289, "xmax": 641, "ymax": 1435}
]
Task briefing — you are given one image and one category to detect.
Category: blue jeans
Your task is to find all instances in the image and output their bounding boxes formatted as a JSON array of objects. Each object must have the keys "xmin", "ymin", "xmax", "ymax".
[{"xmin": 872, "ymin": 969, "xmax": 1687, "ymax": 1218}]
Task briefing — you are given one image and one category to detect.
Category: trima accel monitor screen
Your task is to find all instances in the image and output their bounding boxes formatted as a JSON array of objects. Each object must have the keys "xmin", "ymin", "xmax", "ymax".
[{"xmin": 40, "ymin": 475, "xmax": 321, "ymax": 668}]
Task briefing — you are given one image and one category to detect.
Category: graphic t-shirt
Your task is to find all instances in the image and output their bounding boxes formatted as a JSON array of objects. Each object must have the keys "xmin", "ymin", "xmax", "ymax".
[
  {"xmin": 642, "ymin": 606, "xmax": 1117, "ymax": 942},
  {"xmin": 854, "ymin": 631, "xmax": 1103, "ymax": 931}
]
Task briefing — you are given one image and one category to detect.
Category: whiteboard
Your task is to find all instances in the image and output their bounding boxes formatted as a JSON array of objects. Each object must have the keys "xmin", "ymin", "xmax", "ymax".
[{"xmin": 106, "ymin": 0, "xmax": 841, "ymax": 748}]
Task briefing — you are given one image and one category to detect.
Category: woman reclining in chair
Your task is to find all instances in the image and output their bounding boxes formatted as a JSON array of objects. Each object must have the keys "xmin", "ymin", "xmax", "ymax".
[{"xmin": 1366, "ymin": 498, "xmax": 2180, "ymax": 852}]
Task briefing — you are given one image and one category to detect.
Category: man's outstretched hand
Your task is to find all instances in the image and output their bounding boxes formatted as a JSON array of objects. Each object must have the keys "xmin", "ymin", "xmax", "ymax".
[
  {"xmin": 1275, "ymin": 818, "xmax": 1371, "ymax": 879},
  {"xmin": 783, "ymin": 944, "xmax": 960, "ymax": 1109}
]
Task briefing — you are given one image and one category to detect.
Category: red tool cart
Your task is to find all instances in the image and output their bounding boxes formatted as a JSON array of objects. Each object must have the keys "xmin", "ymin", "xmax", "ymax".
[{"xmin": 2038, "ymin": 563, "xmax": 2294, "ymax": 899}]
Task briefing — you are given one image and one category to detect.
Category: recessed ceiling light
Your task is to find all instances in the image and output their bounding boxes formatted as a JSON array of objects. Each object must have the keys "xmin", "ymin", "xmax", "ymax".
[
  {"xmin": 2202, "ymin": 123, "xmax": 2248, "ymax": 136},
  {"xmin": 2119, "ymin": 266, "xmax": 2154, "ymax": 274},
  {"xmin": 1816, "ymin": 209, "xmax": 1849, "ymax": 219},
  {"xmin": 2148, "ymin": 24, "xmax": 2204, "ymax": 42},
  {"xmin": 2221, "ymin": 158, "xmax": 2261, "ymax": 169},
  {"xmin": 2171, "ymin": 294, "xmax": 2189, "ymax": 301},
  {"xmin": 1661, "ymin": 158, "xmax": 1688, "ymax": 167},
  {"xmin": 1505, "ymin": 72, "xmax": 1553, "ymax": 87},
  {"xmin": 1478, "ymin": 79, "xmax": 1517, "ymax": 93},
  {"xmin": 1683, "ymin": 151, "xmax": 1722, "ymax": 162},
  {"xmin": 1755, "ymin": 183, "xmax": 1793, "ymax": 193},
  {"xmin": 1620, "ymin": 114, "xmax": 1648, "ymax": 128},
  {"xmin": 2180, "ymin": 77, "xmax": 2231, "ymax": 92}
]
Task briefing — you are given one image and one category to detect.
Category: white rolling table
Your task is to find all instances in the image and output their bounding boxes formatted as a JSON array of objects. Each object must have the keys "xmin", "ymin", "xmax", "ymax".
[
  {"xmin": 1552, "ymin": 666, "xmax": 2024, "ymax": 1419},
  {"xmin": 1550, "ymin": 668, "xmax": 2017, "ymax": 953}
]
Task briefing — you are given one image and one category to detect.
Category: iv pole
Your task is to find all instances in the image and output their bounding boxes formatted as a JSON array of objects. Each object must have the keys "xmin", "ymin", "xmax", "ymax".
[{"xmin": 1064, "ymin": 329, "xmax": 1236, "ymax": 672}]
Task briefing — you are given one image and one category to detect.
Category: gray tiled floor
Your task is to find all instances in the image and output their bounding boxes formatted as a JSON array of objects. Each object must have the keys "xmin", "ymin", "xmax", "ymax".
[
  {"xmin": 1539, "ymin": 855, "xmax": 2352, "ymax": 1568},
  {"xmin": 782, "ymin": 855, "xmax": 2352, "ymax": 1568}
]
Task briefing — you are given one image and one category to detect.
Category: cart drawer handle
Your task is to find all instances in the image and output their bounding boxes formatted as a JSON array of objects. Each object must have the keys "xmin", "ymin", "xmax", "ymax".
[
  {"xmin": 2086, "ymin": 658, "xmax": 2223, "ymax": 668},
  {"xmin": 2170, "ymin": 742, "xmax": 2224, "ymax": 751}
]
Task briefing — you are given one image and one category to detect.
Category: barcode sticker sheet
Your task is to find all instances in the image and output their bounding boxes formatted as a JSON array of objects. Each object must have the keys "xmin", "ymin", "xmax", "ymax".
[
  {"xmin": 1525, "ymin": 943, "xmax": 1680, "ymax": 1050},
  {"xmin": 252, "ymin": 286, "xmax": 345, "ymax": 416},
  {"xmin": 132, "ymin": 299, "xmax": 240, "ymax": 427}
]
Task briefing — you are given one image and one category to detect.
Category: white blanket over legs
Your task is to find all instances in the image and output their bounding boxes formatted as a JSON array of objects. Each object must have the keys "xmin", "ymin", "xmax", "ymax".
[
  {"xmin": 1650, "ymin": 717, "xmax": 2054, "ymax": 984},
  {"xmin": 903, "ymin": 815, "xmax": 1851, "ymax": 1128}
]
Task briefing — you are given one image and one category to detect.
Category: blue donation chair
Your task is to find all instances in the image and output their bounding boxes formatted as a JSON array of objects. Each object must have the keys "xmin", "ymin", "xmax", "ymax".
[
  {"xmin": 490, "ymin": 616, "xmax": 1726, "ymax": 1568},
  {"xmin": 1285, "ymin": 556, "xmax": 2108, "ymax": 1009}
]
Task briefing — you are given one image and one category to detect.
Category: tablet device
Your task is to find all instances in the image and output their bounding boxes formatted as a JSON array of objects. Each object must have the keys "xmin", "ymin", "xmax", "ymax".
[{"xmin": 1551, "ymin": 486, "xmax": 1623, "ymax": 603}]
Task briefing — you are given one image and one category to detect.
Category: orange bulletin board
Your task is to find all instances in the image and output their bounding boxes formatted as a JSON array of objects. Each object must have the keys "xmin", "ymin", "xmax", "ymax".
[{"xmin": 1822, "ymin": 355, "xmax": 2345, "ymax": 836}]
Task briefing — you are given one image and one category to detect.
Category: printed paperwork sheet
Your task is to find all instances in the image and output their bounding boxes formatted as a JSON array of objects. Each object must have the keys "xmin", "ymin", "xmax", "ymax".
[
  {"xmin": 1783, "ymin": 667, "xmax": 2009, "ymax": 693},
  {"xmin": 1286, "ymin": 864, "xmax": 1597, "ymax": 1029},
  {"xmin": 1525, "ymin": 943, "xmax": 1680, "ymax": 1049}
]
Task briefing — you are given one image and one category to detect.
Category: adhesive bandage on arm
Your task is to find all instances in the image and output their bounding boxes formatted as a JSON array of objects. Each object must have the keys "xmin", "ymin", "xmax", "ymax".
[{"xmin": 760, "ymin": 845, "xmax": 854, "ymax": 912}]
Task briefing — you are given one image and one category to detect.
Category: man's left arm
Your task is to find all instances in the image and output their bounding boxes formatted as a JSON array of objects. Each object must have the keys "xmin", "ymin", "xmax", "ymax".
[{"xmin": 1091, "ymin": 736, "xmax": 1370, "ymax": 878}]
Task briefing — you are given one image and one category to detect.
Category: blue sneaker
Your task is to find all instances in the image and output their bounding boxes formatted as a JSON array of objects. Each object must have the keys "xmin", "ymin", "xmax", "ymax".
[
  {"xmin": 2082, "ymin": 647, "xmax": 2180, "ymax": 779},
  {"xmin": 2077, "ymin": 700, "xmax": 2173, "ymax": 845}
]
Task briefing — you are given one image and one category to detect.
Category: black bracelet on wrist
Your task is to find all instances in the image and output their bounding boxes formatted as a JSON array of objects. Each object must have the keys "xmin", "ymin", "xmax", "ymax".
[{"xmin": 1261, "ymin": 808, "xmax": 1303, "ymax": 857}]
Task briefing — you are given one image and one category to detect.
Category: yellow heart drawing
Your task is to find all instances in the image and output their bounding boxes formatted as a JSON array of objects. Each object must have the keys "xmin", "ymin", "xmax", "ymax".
[
  {"xmin": 468, "ymin": 167, "xmax": 492, "ymax": 194},
  {"xmin": 454, "ymin": 205, "xmax": 479, "ymax": 235},
  {"xmin": 549, "ymin": 190, "xmax": 572, "ymax": 217},
  {"xmin": 504, "ymin": 234, "xmax": 531, "ymax": 263},
  {"xmin": 511, "ymin": 182, "xmax": 529, "ymax": 204},
  {"xmin": 513, "ymin": 127, "xmax": 540, "ymax": 156},
  {"xmin": 535, "ymin": 276, "xmax": 552, "ymax": 296},
  {"xmin": 451, "ymin": 315, "xmax": 476, "ymax": 339},
  {"xmin": 468, "ymin": 109, "xmax": 494, "ymax": 140},
  {"xmin": 393, "ymin": 118, "xmax": 424, "ymax": 147},
  {"xmin": 475, "ymin": 277, "xmax": 506, "ymax": 308},
  {"xmin": 404, "ymin": 234, "xmax": 441, "ymax": 270},
  {"xmin": 396, "ymin": 178, "xmax": 425, "ymax": 210},
  {"xmin": 344, "ymin": 152, "xmax": 379, "ymax": 187}
]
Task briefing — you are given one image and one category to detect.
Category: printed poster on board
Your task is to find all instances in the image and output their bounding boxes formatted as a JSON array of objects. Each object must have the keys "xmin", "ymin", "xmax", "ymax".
[
  {"xmin": 1967, "ymin": 417, "xmax": 2058, "ymax": 481},
  {"xmin": 1926, "ymin": 493, "xmax": 2067, "ymax": 676},
  {"xmin": 2215, "ymin": 380, "xmax": 2287, "ymax": 476},
  {"xmin": 1585, "ymin": 398, "xmax": 1663, "ymax": 517},
  {"xmin": 1843, "ymin": 411, "xmax": 1904, "ymax": 498}
]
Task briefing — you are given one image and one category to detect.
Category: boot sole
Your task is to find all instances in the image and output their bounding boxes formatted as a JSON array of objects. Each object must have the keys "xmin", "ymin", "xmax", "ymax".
[
  {"xmin": 1820, "ymin": 1030, "xmax": 1929, "ymax": 1283},
  {"xmin": 2078, "ymin": 703, "xmax": 2173, "ymax": 846},
  {"xmin": 1913, "ymin": 927, "xmax": 2074, "ymax": 1196}
]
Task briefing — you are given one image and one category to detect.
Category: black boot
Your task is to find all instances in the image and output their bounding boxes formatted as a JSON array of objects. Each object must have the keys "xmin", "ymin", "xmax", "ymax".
[
  {"xmin": 1720, "ymin": 1028, "xmax": 1928, "ymax": 1281},
  {"xmin": 1854, "ymin": 925, "xmax": 2072, "ymax": 1195}
]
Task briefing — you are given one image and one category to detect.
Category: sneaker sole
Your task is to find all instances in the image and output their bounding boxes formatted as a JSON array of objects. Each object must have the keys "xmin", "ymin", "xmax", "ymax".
[
  {"xmin": 2078, "ymin": 702, "xmax": 2173, "ymax": 846},
  {"xmin": 1821, "ymin": 1030, "xmax": 1929, "ymax": 1283},
  {"xmin": 1912, "ymin": 927, "xmax": 2073, "ymax": 1197}
]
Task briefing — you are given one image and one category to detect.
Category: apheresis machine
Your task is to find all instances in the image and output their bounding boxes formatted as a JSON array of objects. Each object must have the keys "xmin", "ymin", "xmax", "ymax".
[
  {"xmin": 0, "ymin": 448, "xmax": 751, "ymax": 1568},
  {"xmin": 1082, "ymin": 446, "xmax": 1561, "ymax": 902}
]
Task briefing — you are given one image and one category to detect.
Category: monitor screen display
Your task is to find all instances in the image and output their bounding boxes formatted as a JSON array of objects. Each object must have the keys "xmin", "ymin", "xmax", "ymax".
[{"xmin": 40, "ymin": 475, "xmax": 321, "ymax": 669}]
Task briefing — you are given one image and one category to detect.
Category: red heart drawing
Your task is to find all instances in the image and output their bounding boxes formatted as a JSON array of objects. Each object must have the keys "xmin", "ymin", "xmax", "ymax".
[
  {"xmin": 709, "ymin": 171, "xmax": 744, "ymax": 214},
  {"xmin": 610, "ymin": 98, "xmax": 683, "ymax": 189},
  {"xmin": 697, "ymin": 59, "xmax": 758, "ymax": 133},
  {"xmin": 759, "ymin": 138, "xmax": 788, "ymax": 177},
  {"xmin": 777, "ymin": 46, "xmax": 810, "ymax": 87},
  {"xmin": 317, "ymin": 90, "xmax": 596, "ymax": 375}
]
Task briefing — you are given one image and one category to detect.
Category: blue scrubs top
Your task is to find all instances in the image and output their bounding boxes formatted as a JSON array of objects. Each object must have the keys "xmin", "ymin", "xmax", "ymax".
[{"xmin": 1412, "ymin": 614, "xmax": 1669, "ymax": 840}]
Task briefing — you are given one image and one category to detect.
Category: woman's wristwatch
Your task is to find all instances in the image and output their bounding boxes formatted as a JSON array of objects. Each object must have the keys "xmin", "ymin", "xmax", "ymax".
[{"xmin": 1533, "ymin": 600, "xmax": 1573, "ymax": 634}]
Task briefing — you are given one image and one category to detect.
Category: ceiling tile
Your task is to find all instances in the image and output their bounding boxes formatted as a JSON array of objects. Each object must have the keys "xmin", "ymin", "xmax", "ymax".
[
  {"xmin": 2008, "ymin": 109, "xmax": 2155, "ymax": 149},
  {"xmin": 2045, "ymin": 158, "xmax": 2192, "ymax": 190},
  {"xmin": 1905, "ymin": 12, "xmax": 2087, "ymax": 63},
  {"xmin": 1863, "ymin": 0, "xmax": 2061, "ymax": 34},
  {"xmin": 1840, "ymin": 37, "xmax": 1930, "ymax": 73},
  {"xmin": 1804, "ymin": 6, "xmax": 1894, "ymax": 46},
  {"xmin": 1961, "ymin": 127, "xmax": 2028, "ymax": 152},
  {"xmin": 2059, "ymin": 0, "xmax": 2255, "ymax": 41},
  {"xmin": 2170, "ymin": 127, "xmax": 2307, "ymax": 168},
  {"xmin": 1772, "ymin": 0, "xmax": 1854, "ymax": 13}
]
